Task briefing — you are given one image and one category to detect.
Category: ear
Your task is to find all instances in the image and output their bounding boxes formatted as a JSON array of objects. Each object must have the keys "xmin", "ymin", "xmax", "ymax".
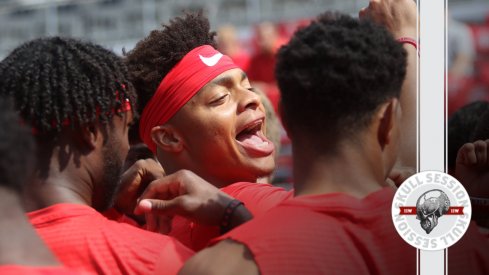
[
  {"xmin": 67, "ymin": 123, "xmax": 104, "ymax": 153},
  {"xmin": 80, "ymin": 124, "xmax": 102, "ymax": 150},
  {"xmin": 151, "ymin": 125, "xmax": 184, "ymax": 153},
  {"xmin": 377, "ymin": 98, "xmax": 400, "ymax": 151}
]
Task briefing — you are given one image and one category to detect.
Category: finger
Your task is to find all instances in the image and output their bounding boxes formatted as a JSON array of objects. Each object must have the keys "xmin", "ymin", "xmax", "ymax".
[
  {"xmin": 118, "ymin": 159, "xmax": 165, "ymax": 199},
  {"xmin": 359, "ymin": 7, "xmax": 368, "ymax": 19},
  {"xmin": 135, "ymin": 199, "xmax": 153, "ymax": 215},
  {"xmin": 156, "ymin": 215, "xmax": 173, "ymax": 235},
  {"xmin": 134, "ymin": 197, "xmax": 185, "ymax": 216},
  {"xmin": 138, "ymin": 173, "xmax": 187, "ymax": 200},
  {"xmin": 457, "ymin": 143, "xmax": 476, "ymax": 166},
  {"xmin": 385, "ymin": 178, "xmax": 397, "ymax": 188},
  {"xmin": 473, "ymin": 140, "xmax": 488, "ymax": 168},
  {"xmin": 388, "ymin": 169, "xmax": 401, "ymax": 182},
  {"xmin": 145, "ymin": 212, "xmax": 158, "ymax": 232},
  {"xmin": 486, "ymin": 140, "xmax": 489, "ymax": 167}
]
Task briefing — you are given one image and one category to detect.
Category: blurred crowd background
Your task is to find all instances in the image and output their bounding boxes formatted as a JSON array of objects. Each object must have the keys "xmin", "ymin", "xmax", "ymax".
[
  {"xmin": 448, "ymin": 0, "xmax": 489, "ymax": 116},
  {"xmin": 0, "ymin": 0, "xmax": 487, "ymax": 186}
]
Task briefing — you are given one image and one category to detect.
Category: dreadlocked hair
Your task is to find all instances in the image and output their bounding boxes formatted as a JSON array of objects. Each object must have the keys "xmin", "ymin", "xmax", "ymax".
[
  {"xmin": 0, "ymin": 36, "xmax": 137, "ymax": 135},
  {"xmin": 124, "ymin": 11, "xmax": 216, "ymax": 115}
]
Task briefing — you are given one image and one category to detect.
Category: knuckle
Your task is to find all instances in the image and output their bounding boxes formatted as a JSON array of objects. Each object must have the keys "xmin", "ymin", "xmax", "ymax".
[
  {"xmin": 134, "ymin": 159, "xmax": 147, "ymax": 169},
  {"xmin": 474, "ymin": 140, "xmax": 487, "ymax": 150}
]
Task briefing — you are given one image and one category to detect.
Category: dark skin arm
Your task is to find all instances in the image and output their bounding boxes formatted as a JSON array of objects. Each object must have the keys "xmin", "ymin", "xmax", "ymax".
[
  {"xmin": 360, "ymin": 0, "xmax": 418, "ymax": 169},
  {"xmin": 179, "ymin": 239, "xmax": 259, "ymax": 275},
  {"xmin": 134, "ymin": 170, "xmax": 253, "ymax": 232}
]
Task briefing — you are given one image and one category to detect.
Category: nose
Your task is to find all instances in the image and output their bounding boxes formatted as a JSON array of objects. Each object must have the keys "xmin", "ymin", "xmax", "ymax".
[{"xmin": 237, "ymin": 88, "xmax": 261, "ymax": 113}]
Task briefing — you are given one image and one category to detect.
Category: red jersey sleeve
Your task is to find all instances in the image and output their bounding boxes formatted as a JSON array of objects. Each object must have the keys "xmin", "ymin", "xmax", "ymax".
[
  {"xmin": 169, "ymin": 182, "xmax": 292, "ymax": 251},
  {"xmin": 221, "ymin": 182, "xmax": 293, "ymax": 216},
  {"xmin": 0, "ymin": 265, "xmax": 84, "ymax": 274}
]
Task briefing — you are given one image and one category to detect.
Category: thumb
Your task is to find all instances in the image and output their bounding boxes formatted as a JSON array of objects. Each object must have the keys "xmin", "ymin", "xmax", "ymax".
[
  {"xmin": 359, "ymin": 7, "xmax": 368, "ymax": 19},
  {"xmin": 134, "ymin": 198, "xmax": 183, "ymax": 216}
]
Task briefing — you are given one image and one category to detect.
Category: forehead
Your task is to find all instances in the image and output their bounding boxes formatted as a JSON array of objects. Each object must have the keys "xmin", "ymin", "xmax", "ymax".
[
  {"xmin": 187, "ymin": 68, "xmax": 248, "ymax": 102},
  {"xmin": 206, "ymin": 68, "xmax": 249, "ymax": 87}
]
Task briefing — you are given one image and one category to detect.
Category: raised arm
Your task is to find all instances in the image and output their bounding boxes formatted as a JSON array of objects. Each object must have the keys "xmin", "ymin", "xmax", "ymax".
[{"xmin": 360, "ymin": 0, "xmax": 418, "ymax": 168}]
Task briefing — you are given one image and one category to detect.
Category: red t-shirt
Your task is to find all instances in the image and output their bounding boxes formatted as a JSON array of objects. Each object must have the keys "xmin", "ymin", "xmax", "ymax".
[
  {"xmin": 447, "ymin": 222, "xmax": 489, "ymax": 274},
  {"xmin": 28, "ymin": 204, "xmax": 194, "ymax": 275},
  {"xmin": 169, "ymin": 182, "xmax": 293, "ymax": 251},
  {"xmin": 213, "ymin": 187, "xmax": 418, "ymax": 275},
  {"xmin": 248, "ymin": 52, "xmax": 276, "ymax": 84},
  {"xmin": 0, "ymin": 265, "xmax": 81, "ymax": 274}
]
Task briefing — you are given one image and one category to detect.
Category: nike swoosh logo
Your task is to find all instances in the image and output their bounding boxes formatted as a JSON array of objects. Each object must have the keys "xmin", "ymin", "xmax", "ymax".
[{"xmin": 199, "ymin": 53, "xmax": 223, "ymax": 67}]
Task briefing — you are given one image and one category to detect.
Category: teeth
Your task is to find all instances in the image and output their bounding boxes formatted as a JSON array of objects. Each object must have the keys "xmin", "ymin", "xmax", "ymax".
[{"xmin": 238, "ymin": 121, "xmax": 262, "ymax": 137}]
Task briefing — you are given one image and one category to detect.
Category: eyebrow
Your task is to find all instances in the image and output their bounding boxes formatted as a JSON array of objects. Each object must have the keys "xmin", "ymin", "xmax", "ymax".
[{"xmin": 209, "ymin": 71, "xmax": 248, "ymax": 86}]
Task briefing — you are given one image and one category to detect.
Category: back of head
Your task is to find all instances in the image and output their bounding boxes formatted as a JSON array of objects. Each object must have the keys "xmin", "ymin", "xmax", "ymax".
[
  {"xmin": 275, "ymin": 13, "xmax": 407, "ymax": 147},
  {"xmin": 0, "ymin": 37, "xmax": 137, "ymax": 137},
  {"xmin": 448, "ymin": 101, "xmax": 489, "ymax": 170},
  {"xmin": 0, "ymin": 98, "xmax": 35, "ymax": 192},
  {"xmin": 125, "ymin": 11, "xmax": 216, "ymax": 116},
  {"xmin": 471, "ymin": 107, "xmax": 489, "ymax": 141}
]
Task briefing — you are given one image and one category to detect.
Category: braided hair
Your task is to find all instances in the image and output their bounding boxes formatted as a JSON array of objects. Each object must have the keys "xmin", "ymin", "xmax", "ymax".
[
  {"xmin": 0, "ymin": 36, "xmax": 137, "ymax": 135},
  {"xmin": 124, "ymin": 11, "xmax": 216, "ymax": 115}
]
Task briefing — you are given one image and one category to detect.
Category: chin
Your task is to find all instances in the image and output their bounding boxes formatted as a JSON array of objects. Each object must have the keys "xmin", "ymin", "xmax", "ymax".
[{"xmin": 249, "ymin": 158, "xmax": 276, "ymax": 179}]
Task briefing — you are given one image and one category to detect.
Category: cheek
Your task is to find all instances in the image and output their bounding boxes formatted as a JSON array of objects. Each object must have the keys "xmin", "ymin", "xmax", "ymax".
[
  {"xmin": 116, "ymin": 129, "xmax": 130, "ymax": 161},
  {"xmin": 187, "ymin": 110, "xmax": 235, "ymax": 140}
]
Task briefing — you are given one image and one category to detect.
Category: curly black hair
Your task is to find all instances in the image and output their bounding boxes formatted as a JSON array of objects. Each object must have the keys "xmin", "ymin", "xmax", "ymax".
[
  {"xmin": 0, "ymin": 36, "xmax": 137, "ymax": 135},
  {"xmin": 448, "ymin": 101, "xmax": 489, "ymax": 170},
  {"xmin": 0, "ymin": 98, "xmax": 35, "ymax": 192},
  {"xmin": 124, "ymin": 11, "xmax": 216, "ymax": 116},
  {"xmin": 471, "ymin": 105, "xmax": 489, "ymax": 141},
  {"xmin": 275, "ymin": 12, "xmax": 407, "ymax": 145}
]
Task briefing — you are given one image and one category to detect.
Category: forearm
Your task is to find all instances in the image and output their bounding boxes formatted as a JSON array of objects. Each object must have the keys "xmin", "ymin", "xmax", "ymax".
[
  {"xmin": 218, "ymin": 197, "xmax": 253, "ymax": 234},
  {"xmin": 398, "ymin": 40, "xmax": 417, "ymax": 168}
]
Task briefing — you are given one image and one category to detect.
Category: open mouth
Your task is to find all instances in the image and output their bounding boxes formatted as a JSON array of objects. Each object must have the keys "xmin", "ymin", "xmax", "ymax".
[{"xmin": 235, "ymin": 119, "xmax": 274, "ymax": 156}]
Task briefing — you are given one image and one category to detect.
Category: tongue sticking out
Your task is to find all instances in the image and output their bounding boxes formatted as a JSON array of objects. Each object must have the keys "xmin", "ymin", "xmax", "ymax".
[{"xmin": 236, "ymin": 131, "xmax": 275, "ymax": 156}]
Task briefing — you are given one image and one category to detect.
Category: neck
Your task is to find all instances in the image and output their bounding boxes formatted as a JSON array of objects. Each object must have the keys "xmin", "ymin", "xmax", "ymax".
[
  {"xmin": 158, "ymin": 153, "xmax": 257, "ymax": 188},
  {"xmin": 0, "ymin": 187, "xmax": 60, "ymax": 266},
  {"xmin": 292, "ymin": 137, "xmax": 389, "ymax": 198},
  {"xmin": 164, "ymin": 164, "xmax": 254, "ymax": 189},
  {"xmin": 23, "ymin": 144, "xmax": 94, "ymax": 212}
]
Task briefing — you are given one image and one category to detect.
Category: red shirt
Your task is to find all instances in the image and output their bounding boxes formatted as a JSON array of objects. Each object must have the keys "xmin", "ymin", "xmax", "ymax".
[
  {"xmin": 28, "ymin": 204, "xmax": 194, "ymax": 275},
  {"xmin": 248, "ymin": 52, "xmax": 276, "ymax": 84},
  {"xmin": 0, "ymin": 265, "xmax": 80, "ymax": 274},
  {"xmin": 447, "ymin": 222, "xmax": 489, "ymax": 274},
  {"xmin": 213, "ymin": 187, "xmax": 417, "ymax": 275},
  {"xmin": 169, "ymin": 182, "xmax": 293, "ymax": 251}
]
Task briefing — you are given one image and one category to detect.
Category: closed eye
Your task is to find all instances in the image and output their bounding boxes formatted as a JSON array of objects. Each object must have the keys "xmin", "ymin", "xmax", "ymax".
[{"xmin": 209, "ymin": 93, "xmax": 230, "ymax": 105}]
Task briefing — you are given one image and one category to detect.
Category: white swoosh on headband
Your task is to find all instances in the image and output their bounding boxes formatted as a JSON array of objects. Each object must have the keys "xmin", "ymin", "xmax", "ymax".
[{"xmin": 199, "ymin": 53, "xmax": 223, "ymax": 67}]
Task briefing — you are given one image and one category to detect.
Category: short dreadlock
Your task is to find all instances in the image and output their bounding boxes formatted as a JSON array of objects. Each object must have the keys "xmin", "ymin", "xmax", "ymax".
[{"xmin": 0, "ymin": 36, "xmax": 137, "ymax": 135}]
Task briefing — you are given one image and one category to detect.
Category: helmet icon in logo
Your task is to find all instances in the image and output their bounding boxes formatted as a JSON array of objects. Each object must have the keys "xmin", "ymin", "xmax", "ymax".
[{"xmin": 416, "ymin": 189, "xmax": 450, "ymax": 234}]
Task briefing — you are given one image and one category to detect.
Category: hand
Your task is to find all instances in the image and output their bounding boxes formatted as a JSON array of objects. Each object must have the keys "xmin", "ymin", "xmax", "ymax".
[
  {"xmin": 134, "ymin": 170, "xmax": 240, "ymax": 227},
  {"xmin": 387, "ymin": 165, "xmax": 416, "ymax": 187},
  {"xmin": 114, "ymin": 159, "xmax": 166, "ymax": 215},
  {"xmin": 144, "ymin": 212, "xmax": 174, "ymax": 235},
  {"xmin": 359, "ymin": 0, "xmax": 417, "ymax": 38},
  {"xmin": 455, "ymin": 140, "xmax": 489, "ymax": 198}
]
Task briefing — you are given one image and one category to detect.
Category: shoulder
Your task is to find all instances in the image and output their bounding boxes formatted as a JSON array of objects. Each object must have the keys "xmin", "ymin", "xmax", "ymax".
[
  {"xmin": 0, "ymin": 265, "xmax": 80, "ymax": 275},
  {"xmin": 221, "ymin": 182, "xmax": 292, "ymax": 216},
  {"xmin": 180, "ymin": 239, "xmax": 258, "ymax": 275}
]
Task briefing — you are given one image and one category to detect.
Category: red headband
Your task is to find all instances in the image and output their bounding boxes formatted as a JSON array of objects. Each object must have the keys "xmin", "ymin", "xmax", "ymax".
[{"xmin": 139, "ymin": 45, "xmax": 238, "ymax": 153}]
